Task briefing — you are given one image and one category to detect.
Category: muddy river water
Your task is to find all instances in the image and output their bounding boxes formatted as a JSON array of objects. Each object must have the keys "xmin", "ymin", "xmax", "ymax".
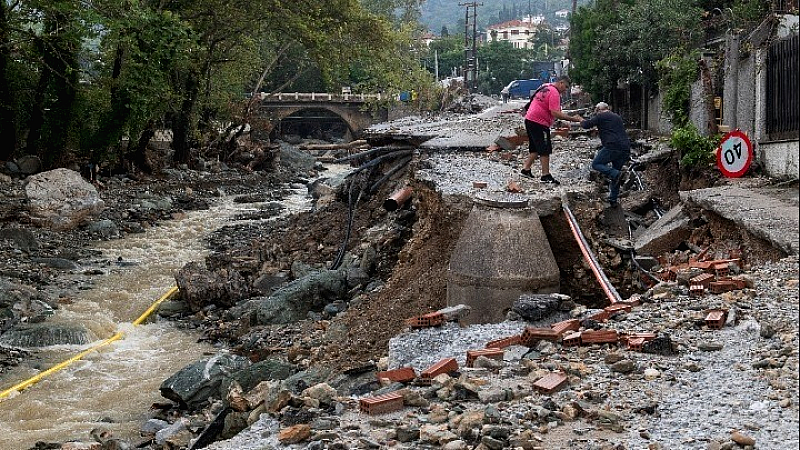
[{"xmin": 0, "ymin": 168, "xmax": 345, "ymax": 449}]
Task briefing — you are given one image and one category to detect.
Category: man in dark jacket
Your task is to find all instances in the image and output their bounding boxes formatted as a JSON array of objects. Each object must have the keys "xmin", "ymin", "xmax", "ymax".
[{"xmin": 580, "ymin": 102, "xmax": 631, "ymax": 207}]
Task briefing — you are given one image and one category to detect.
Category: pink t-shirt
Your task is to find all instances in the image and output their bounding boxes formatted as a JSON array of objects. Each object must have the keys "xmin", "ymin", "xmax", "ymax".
[{"xmin": 524, "ymin": 84, "xmax": 561, "ymax": 127}]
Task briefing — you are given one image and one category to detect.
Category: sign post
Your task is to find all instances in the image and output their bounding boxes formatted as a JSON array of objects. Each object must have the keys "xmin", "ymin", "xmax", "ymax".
[{"xmin": 717, "ymin": 129, "xmax": 753, "ymax": 178}]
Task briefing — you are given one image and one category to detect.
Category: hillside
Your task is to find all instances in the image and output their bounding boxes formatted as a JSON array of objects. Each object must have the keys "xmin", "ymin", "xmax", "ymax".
[{"xmin": 420, "ymin": 0, "xmax": 591, "ymax": 35}]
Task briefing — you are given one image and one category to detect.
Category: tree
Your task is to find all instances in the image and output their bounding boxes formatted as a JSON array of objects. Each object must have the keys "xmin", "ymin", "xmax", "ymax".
[
  {"xmin": 0, "ymin": 1, "xmax": 19, "ymax": 161},
  {"xmin": 22, "ymin": 0, "xmax": 85, "ymax": 168},
  {"xmin": 476, "ymin": 41, "xmax": 535, "ymax": 94},
  {"xmin": 569, "ymin": 0, "xmax": 703, "ymax": 102}
]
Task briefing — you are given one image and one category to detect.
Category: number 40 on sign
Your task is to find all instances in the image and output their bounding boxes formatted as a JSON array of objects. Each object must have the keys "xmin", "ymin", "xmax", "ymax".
[{"xmin": 717, "ymin": 129, "xmax": 753, "ymax": 178}]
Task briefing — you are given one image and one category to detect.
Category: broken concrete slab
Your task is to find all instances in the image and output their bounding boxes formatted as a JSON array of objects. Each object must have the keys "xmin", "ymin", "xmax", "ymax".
[
  {"xmin": 680, "ymin": 186, "xmax": 798, "ymax": 256},
  {"xmin": 634, "ymin": 205, "xmax": 693, "ymax": 257}
]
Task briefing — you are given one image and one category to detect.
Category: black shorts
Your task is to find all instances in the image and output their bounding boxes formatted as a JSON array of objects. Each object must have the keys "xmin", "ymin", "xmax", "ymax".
[{"xmin": 524, "ymin": 119, "xmax": 552, "ymax": 156}]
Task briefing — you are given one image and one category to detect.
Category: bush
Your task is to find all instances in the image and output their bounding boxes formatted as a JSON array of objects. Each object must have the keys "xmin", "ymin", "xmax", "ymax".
[{"xmin": 670, "ymin": 125, "xmax": 719, "ymax": 168}]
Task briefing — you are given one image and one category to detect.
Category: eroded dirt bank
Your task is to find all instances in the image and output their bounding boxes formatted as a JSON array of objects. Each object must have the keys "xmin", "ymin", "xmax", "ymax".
[{"xmin": 1, "ymin": 103, "xmax": 797, "ymax": 449}]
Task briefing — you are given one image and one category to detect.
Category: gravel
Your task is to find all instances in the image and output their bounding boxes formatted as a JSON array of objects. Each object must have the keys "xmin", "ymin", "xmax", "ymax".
[{"xmin": 197, "ymin": 102, "xmax": 798, "ymax": 450}]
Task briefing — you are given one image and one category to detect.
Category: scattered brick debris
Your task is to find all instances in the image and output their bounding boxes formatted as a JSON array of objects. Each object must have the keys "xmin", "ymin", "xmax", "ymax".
[
  {"xmin": 376, "ymin": 367, "xmax": 416, "ymax": 383},
  {"xmin": 689, "ymin": 284, "xmax": 706, "ymax": 297},
  {"xmin": 705, "ymin": 309, "xmax": 729, "ymax": 329},
  {"xmin": 662, "ymin": 267, "xmax": 679, "ymax": 282},
  {"xmin": 533, "ymin": 372, "xmax": 568, "ymax": 394},
  {"xmin": 712, "ymin": 261, "xmax": 730, "ymax": 278},
  {"xmin": 709, "ymin": 279, "xmax": 743, "ymax": 294},
  {"xmin": 604, "ymin": 303, "xmax": 632, "ymax": 315},
  {"xmin": 507, "ymin": 180, "xmax": 523, "ymax": 193},
  {"xmin": 562, "ymin": 331, "xmax": 582, "ymax": 347},
  {"xmin": 690, "ymin": 273, "xmax": 715, "ymax": 288},
  {"xmin": 359, "ymin": 391, "xmax": 404, "ymax": 415},
  {"xmin": 550, "ymin": 319, "xmax": 580, "ymax": 337},
  {"xmin": 466, "ymin": 348, "xmax": 505, "ymax": 367},
  {"xmin": 623, "ymin": 332, "xmax": 657, "ymax": 351},
  {"xmin": 586, "ymin": 309, "xmax": 610, "ymax": 323},
  {"xmin": 405, "ymin": 312, "xmax": 444, "ymax": 329},
  {"xmin": 689, "ymin": 258, "xmax": 739, "ymax": 271},
  {"xmin": 580, "ymin": 329, "xmax": 619, "ymax": 345},
  {"xmin": 520, "ymin": 327, "xmax": 561, "ymax": 346},
  {"xmin": 419, "ymin": 357, "xmax": 458, "ymax": 383},
  {"xmin": 485, "ymin": 335, "xmax": 521, "ymax": 349}
]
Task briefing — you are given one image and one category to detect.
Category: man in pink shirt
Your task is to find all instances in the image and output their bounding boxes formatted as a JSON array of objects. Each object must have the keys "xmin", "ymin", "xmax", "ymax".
[{"xmin": 520, "ymin": 75, "xmax": 583, "ymax": 185}]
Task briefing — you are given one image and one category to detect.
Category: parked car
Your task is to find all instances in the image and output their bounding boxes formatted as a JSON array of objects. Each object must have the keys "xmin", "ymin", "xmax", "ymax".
[{"xmin": 501, "ymin": 79, "xmax": 544, "ymax": 100}]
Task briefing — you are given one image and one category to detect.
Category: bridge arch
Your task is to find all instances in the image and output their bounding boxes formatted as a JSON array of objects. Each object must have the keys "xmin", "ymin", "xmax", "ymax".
[{"xmin": 256, "ymin": 94, "xmax": 387, "ymax": 140}]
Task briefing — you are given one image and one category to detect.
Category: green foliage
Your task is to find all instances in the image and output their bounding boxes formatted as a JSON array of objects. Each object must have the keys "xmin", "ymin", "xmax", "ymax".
[
  {"xmin": 729, "ymin": 0, "xmax": 771, "ymax": 29},
  {"xmin": 475, "ymin": 41, "xmax": 536, "ymax": 94},
  {"xmin": 570, "ymin": 0, "xmax": 703, "ymax": 100},
  {"xmin": 657, "ymin": 50, "xmax": 701, "ymax": 128},
  {"xmin": 670, "ymin": 124, "xmax": 718, "ymax": 168}
]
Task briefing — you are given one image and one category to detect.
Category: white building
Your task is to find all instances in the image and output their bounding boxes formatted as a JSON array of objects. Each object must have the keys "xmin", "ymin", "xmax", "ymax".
[
  {"xmin": 555, "ymin": 9, "xmax": 570, "ymax": 19},
  {"xmin": 486, "ymin": 16, "xmax": 544, "ymax": 49}
]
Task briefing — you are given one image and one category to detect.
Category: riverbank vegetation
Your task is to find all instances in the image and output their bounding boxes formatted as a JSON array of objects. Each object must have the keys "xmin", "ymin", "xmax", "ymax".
[{"xmin": 0, "ymin": 0, "xmax": 434, "ymax": 173}]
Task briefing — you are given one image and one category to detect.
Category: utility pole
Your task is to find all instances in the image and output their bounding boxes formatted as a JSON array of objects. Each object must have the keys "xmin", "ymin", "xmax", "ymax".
[
  {"xmin": 459, "ymin": 2, "xmax": 482, "ymax": 94},
  {"xmin": 434, "ymin": 49, "xmax": 439, "ymax": 81}
]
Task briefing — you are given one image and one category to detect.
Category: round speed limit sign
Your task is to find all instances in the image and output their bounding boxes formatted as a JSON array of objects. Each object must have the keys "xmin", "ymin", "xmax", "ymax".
[{"xmin": 717, "ymin": 129, "xmax": 753, "ymax": 178}]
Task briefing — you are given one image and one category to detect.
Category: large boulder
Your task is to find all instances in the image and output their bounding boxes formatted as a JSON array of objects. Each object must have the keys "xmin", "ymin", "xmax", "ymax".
[
  {"xmin": 160, "ymin": 353, "xmax": 252, "ymax": 410},
  {"xmin": 25, "ymin": 168, "xmax": 105, "ymax": 230},
  {"xmin": 228, "ymin": 269, "xmax": 350, "ymax": 325}
]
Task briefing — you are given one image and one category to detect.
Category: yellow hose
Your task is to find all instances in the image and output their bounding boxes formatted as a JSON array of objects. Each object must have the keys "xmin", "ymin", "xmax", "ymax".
[{"xmin": 0, "ymin": 286, "xmax": 180, "ymax": 401}]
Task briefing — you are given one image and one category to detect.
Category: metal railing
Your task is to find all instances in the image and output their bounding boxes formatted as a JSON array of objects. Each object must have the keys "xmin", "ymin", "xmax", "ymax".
[
  {"xmin": 257, "ymin": 92, "xmax": 382, "ymax": 102},
  {"xmin": 766, "ymin": 33, "xmax": 799, "ymax": 140}
]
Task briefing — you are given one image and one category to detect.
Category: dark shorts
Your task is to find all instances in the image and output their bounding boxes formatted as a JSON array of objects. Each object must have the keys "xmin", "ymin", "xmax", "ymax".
[{"xmin": 524, "ymin": 119, "xmax": 552, "ymax": 156}]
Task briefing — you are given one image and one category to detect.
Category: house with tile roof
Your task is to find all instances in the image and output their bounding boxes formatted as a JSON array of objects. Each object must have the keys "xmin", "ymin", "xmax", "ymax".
[{"xmin": 485, "ymin": 16, "xmax": 545, "ymax": 49}]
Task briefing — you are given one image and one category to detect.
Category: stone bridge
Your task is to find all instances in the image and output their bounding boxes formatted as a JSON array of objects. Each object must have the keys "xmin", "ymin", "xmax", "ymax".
[{"xmin": 255, "ymin": 92, "xmax": 388, "ymax": 137}]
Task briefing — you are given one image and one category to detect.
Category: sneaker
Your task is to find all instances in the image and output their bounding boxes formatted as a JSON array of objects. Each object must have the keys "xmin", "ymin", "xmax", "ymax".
[
  {"xmin": 540, "ymin": 174, "xmax": 560, "ymax": 185},
  {"xmin": 520, "ymin": 168, "xmax": 534, "ymax": 179}
]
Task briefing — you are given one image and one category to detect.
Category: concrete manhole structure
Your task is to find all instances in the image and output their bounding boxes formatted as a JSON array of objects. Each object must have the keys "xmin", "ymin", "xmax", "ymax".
[{"xmin": 447, "ymin": 192, "xmax": 561, "ymax": 325}]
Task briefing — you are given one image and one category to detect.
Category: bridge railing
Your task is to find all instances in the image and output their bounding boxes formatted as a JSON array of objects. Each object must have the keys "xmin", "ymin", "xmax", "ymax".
[{"xmin": 257, "ymin": 92, "xmax": 382, "ymax": 102}]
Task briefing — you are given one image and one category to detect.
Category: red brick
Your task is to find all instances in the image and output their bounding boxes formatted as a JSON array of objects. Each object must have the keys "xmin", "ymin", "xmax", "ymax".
[
  {"xmin": 662, "ymin": 267, "xmax": 679, "ymax": 281},
  {"xmin": 627, "ymin": 337, "xmax": 646, "ymax": 351},
  {"xmin": 376, "ymin": 367, "xmax": 416, "ymax": 383},
  {"xmin": 562, "ymin": 331, "xmax": 582, "ymax": 347},
  {"xmin": 709, "ymin": 280, "xmax": 740, "ymax": 294},
  {"xmin": 533, "ymin": 372, "xmax": 568, "ymax": 394},
  {"xmin": 520, "ymin": 327, "xmax": 561, "ymax": 346},
  {"xmin": 690, "ymin": 273, "xmax": 715, "ymax": 288},
  {"xmin": 586, "ymin": 310, "xmax": 610, "ymax": 322},
  {"xmin": 485, "ymin": 335, "xmax": 521, "ymax": 349},
  {"xmin": 359, "ymin": 391, "xmax": 404, "ymax": 415},
  {"xmin": 705, "ymin": 309, "xmax": 728, "ymax": 329},
  {"xmin": 580, "ymin": 329, "xmax": 619, "ymax": 345},
  {"xmin": 712, "ymin": 262, "xmax": 730, "ymax": 278},
  {"xmin": 419, "ymin": 357, "xmax": 458, "ymax": 383},
  {"xmin": 689, "ymin": 284, "xmax": 706, "ymax": 297},
  {"xmin": 604, "ymin": 303, "xmax": 632, "ymax": 315},
  {"xmin": 405, "ymin": 312, "xmax": 444, "ymax": 328},
  {"xmin": 625, "ymin": 333, "xmax": 656, "ymax": 351},
  {"xmin": 550, "ymin": 319, "xmax": 580, "ymax": 336},
  {"xmin": 689, "ymin": 260, "xmax": 713, "ymax": 270},
  {"xmin": 466, "ymin": 348, "xmax": 505, "ymax": 367}
]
